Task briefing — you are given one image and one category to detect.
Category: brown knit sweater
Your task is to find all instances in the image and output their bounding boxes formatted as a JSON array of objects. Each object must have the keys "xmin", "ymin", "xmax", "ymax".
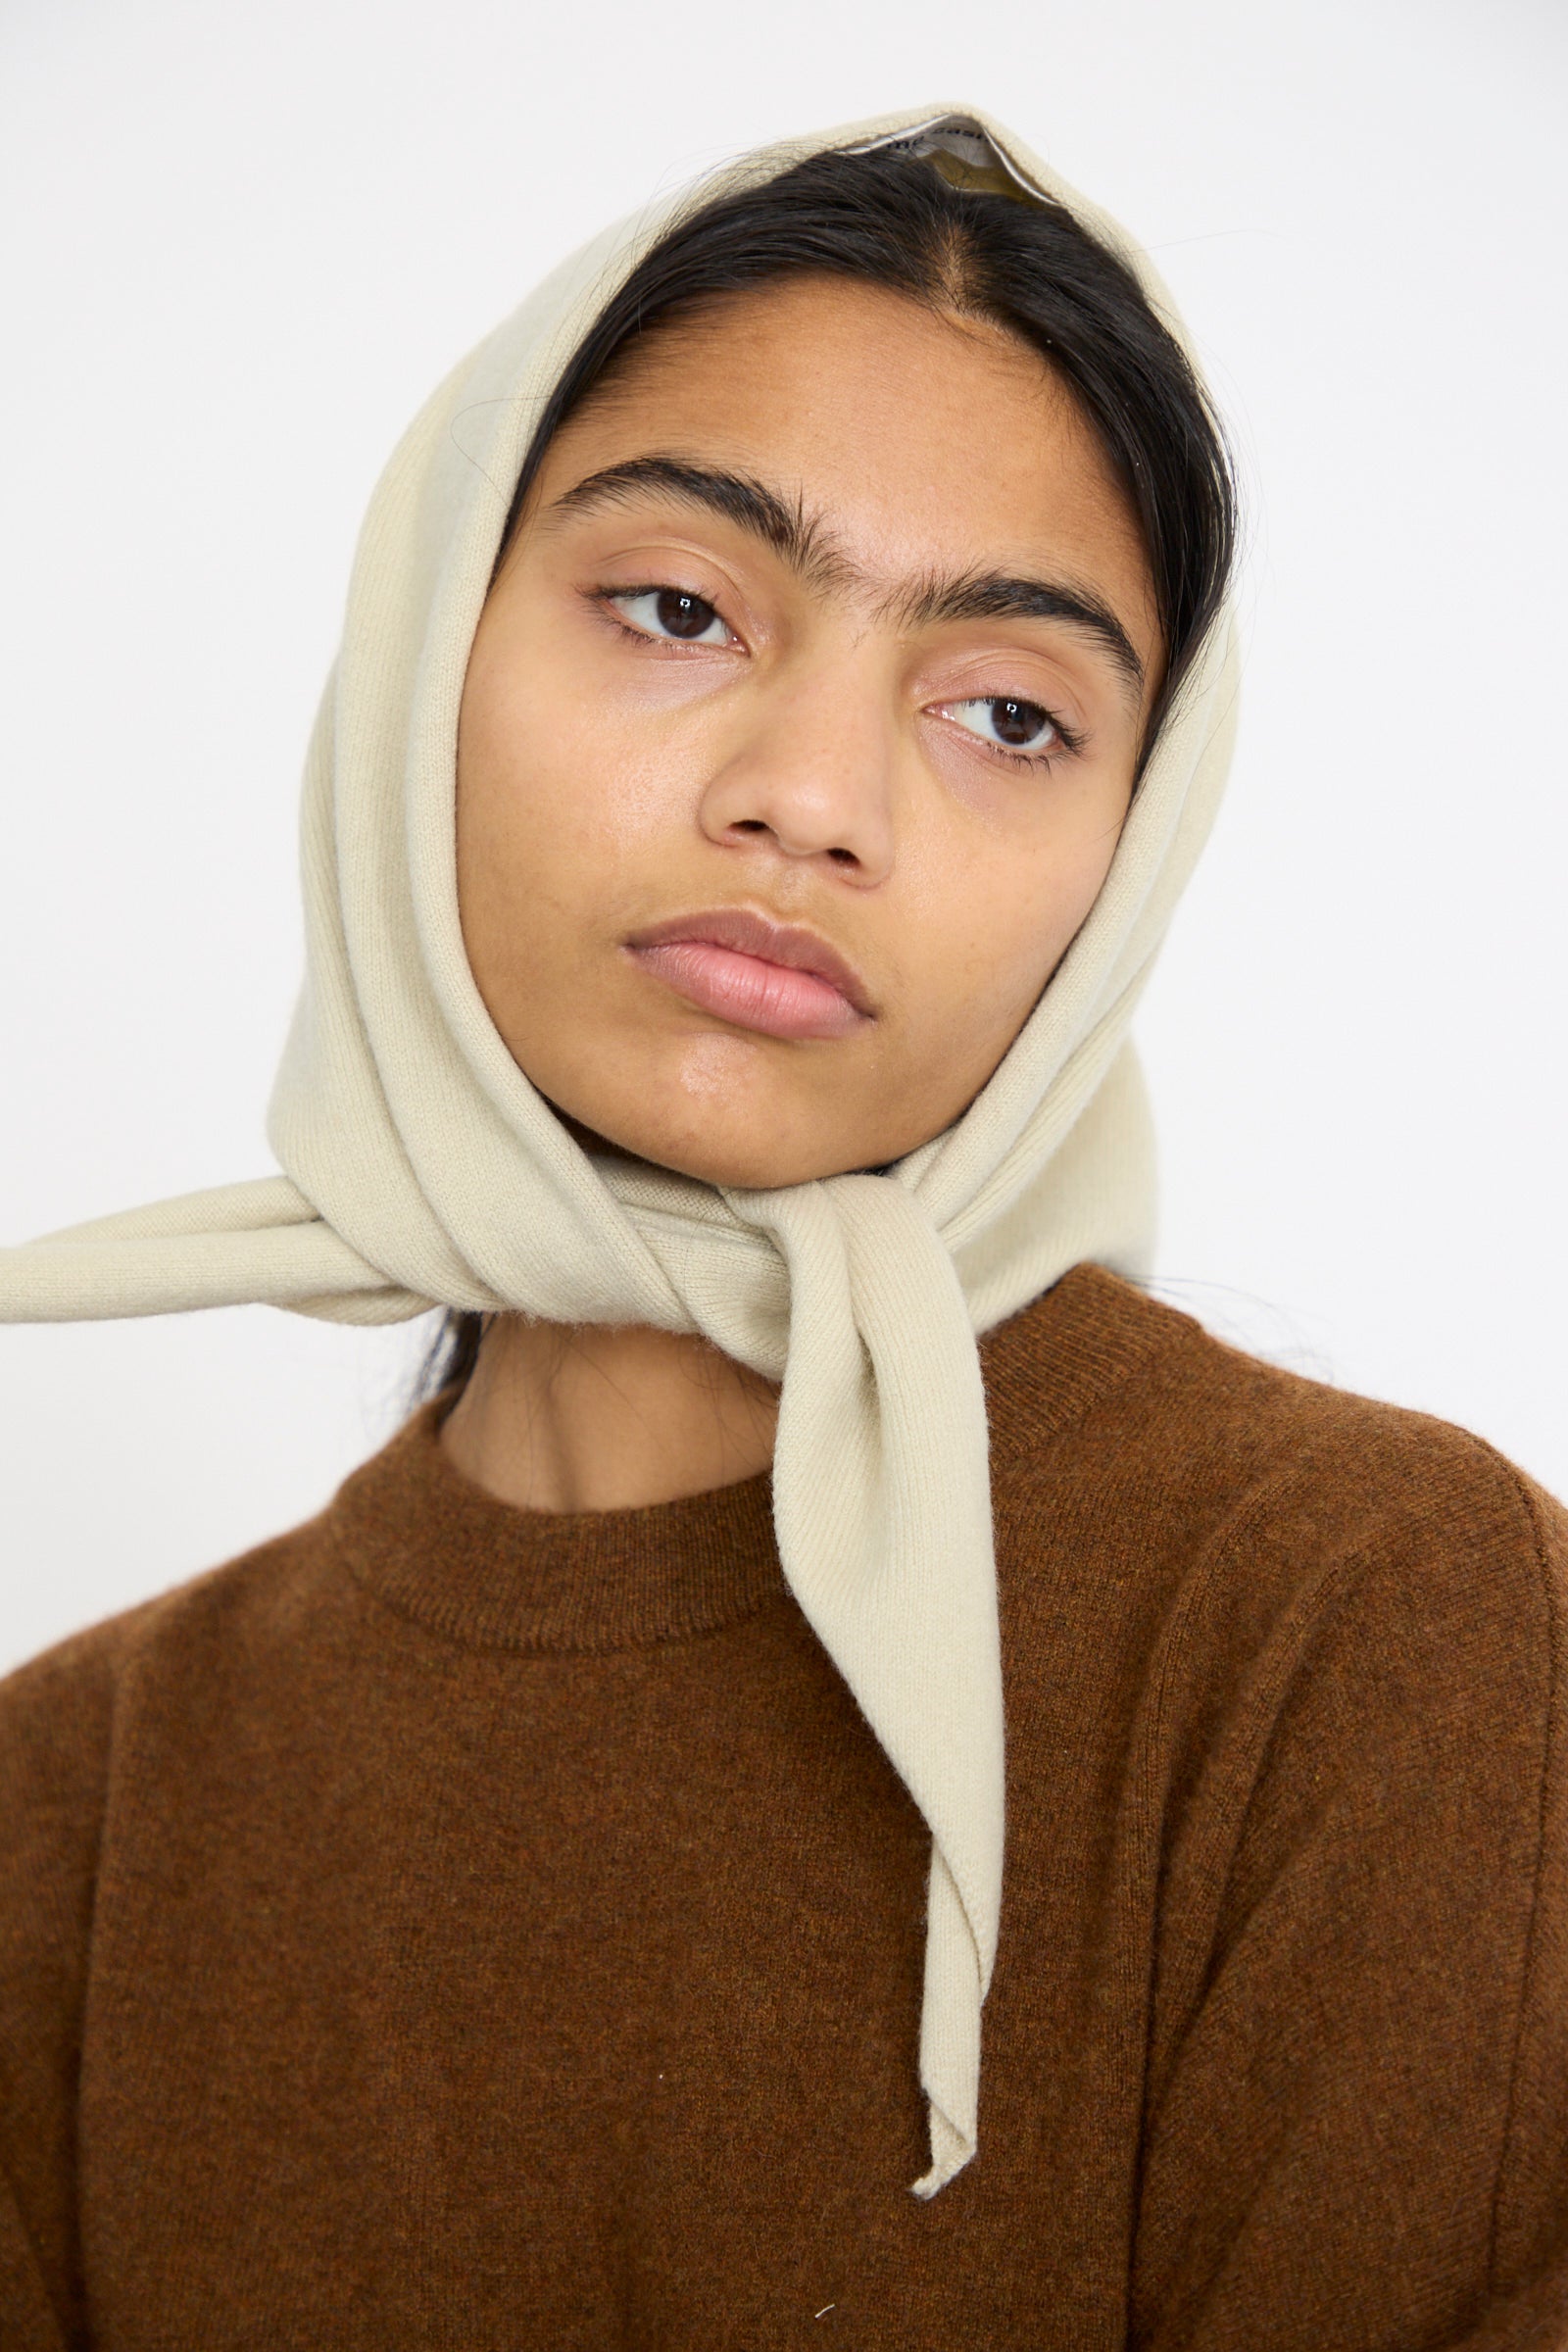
[{"xmin": 3, "ymin": 1265, "xmax": 1567, "ymax": 2350}]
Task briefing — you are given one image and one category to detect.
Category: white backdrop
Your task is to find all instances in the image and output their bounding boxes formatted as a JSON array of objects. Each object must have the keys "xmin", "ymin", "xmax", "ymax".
[{"xmin": 2, "ymin": 0, "xmax": 1564, "ymax": 1676}]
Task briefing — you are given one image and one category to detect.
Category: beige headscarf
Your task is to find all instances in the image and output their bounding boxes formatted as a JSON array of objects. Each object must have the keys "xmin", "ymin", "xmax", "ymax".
[{"xmin": 0, "ymin": 103, "xmax": 1239, "ymax": 2196}]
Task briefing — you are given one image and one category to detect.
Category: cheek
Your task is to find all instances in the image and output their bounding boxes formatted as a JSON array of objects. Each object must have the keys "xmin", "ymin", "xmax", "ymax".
[
  {"xmin": 904, "ymin": 798, "xmax": 1125, "ymax": 1055},
  {"xmin": 458, "ymin": 634, "xmax": 684, "ymax": 948}
]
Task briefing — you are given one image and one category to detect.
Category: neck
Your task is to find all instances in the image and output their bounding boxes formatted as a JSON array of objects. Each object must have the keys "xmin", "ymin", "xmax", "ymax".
[{"xmin": 437, "ymin": 1315, "xmax": 780, "ymax": 1514}]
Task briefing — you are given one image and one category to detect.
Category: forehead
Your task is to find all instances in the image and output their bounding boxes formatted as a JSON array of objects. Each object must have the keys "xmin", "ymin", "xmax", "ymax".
[{"xmin": 532, "ymin": 275, "xmax": 1152, "ymax": 612}]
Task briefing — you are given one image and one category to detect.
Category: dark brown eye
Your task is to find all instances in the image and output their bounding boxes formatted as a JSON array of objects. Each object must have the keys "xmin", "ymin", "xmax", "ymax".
[
  {"xmin": 656, "ymin": 589, "xmax": 718, "ymax": 639},
  {"xmin": 943, "ymin": 695, "xmax": 1060, "ymax": 757},
  {"xmin": 990, "ymin": 697, "xmax": 1049, "ymax": 747},
  {"xmin": 609, "ymin": 586, "xmax": 731, "ymax": 646}
]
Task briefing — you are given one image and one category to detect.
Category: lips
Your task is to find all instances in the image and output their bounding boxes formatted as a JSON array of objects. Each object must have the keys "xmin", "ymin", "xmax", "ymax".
[{"xmin": 623, "ymin": 907, "xmax": 874, "ymax": 1043}]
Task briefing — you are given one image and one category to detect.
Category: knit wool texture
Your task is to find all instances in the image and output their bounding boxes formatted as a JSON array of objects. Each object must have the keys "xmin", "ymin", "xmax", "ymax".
[{"xmin": 0, "ymin": 103, "xmax": 1241, "ymax": 2194}]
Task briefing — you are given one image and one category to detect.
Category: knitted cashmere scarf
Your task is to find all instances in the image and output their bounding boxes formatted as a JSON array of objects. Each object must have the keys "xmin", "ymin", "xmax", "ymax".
[{"xmin": 0, "ymin": 103, "xmax": 1239, "ymax": 2197}]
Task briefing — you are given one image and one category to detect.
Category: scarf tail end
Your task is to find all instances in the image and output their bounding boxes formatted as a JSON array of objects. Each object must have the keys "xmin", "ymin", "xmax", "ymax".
[{"xmin": 907, "ymin": 2098, "xmax": 976, "ymax": 2200}]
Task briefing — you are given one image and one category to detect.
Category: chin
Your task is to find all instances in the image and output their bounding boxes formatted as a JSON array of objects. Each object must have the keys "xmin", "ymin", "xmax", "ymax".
[
  {"xmin": 614, "ymin": 1133, "xmax": 858, "ymax": 1192},
  {"xmin": 535, "ymin": 1038, "xmax": 864, "ymax": 1186},
  {"xmin": 549, "ymin": 1100, "xmax": 882, "ymax": 1192}
]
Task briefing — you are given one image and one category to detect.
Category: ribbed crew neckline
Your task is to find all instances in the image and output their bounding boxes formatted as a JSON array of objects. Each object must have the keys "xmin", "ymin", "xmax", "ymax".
[{"xmin": 327, "ymin": 1262, "xmax": 1171, "ymax": 1656}]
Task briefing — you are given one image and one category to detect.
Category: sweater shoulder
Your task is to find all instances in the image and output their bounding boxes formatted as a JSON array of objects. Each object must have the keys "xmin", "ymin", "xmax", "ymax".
[
  {"xmin": 0, "ymin": 1502, "xmax": 347, "ymax": 2337},
  {"xmin": 1006, "ymin": 1262, "xmax": 1565, "ymax": 1575},
  {"xmin": 993, "ymin": 1266, "xmax": 1568, "ymax": 1712},
  {"xmin": 1155, "ymin": 1280, "xmax": 1561, "ymax": 1574},
  {"xmin": 0, "ymin": 1502, "xmax": 345, "ymax": 1878}
]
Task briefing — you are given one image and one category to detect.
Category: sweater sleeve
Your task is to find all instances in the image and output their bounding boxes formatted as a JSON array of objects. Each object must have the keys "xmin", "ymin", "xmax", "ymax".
[
  {"xmin": 1130, "ymin": 1446, "xmax": 1568, "ymax": 2352},
  {"xmin": 0, "ymin": 1628, "xmax": 124, "ymax": 2352},
  {"xmin": 0, "ymin": 2174, "xmax": 70, "ymax": 2352}
]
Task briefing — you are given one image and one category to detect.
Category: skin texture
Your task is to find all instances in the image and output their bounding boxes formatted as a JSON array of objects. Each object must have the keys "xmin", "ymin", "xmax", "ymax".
[{"xmin": 442, "ymin": 274, "xmax": 1162, "ymax": 1512}]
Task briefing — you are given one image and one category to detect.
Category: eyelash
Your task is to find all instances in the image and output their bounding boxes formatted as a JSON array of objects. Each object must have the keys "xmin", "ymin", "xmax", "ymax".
[
  {"xmin": 983, "ymin": 711, "xmax": 1087, "ymax": 769},
  {"xmin": 592, "ymin": 583, "xmax": 1087, "ymax": 771},
  {"xmin": 594, "ymin": 585, "xmax": 735, "ymax": 650}
]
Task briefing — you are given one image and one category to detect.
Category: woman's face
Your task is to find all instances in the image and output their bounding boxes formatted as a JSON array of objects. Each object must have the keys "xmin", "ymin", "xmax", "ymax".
[{"xmin": 457, "ymin": 274, "xmax": 1161, "ymax": 1188}]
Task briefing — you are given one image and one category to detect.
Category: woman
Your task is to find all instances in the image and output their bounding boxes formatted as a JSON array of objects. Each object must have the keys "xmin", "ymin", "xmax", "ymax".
[{"xmin": 1, "ymin": 104, "xmax": 1564, "ymax": 2349}]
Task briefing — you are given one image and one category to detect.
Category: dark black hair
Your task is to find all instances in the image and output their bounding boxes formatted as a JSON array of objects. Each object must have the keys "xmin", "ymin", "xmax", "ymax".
[
  {"xmin": 509, "ymin": 139, "xmax": 1235, "ymax": 713},
  {"xmin": 422, "ymin": 134, "xmax": 1237, "ymax": 1404}
]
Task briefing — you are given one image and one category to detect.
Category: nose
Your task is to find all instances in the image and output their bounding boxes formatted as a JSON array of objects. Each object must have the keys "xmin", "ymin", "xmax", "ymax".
[{"xmin": 696, "ymin": 664, "xmax": 896, "ymax": 886}]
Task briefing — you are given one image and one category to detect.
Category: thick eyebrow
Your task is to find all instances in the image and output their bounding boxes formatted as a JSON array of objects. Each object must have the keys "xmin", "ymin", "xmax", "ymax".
[
  {"xmin": 891, "ymin": 570, "xmax": 1146, "ymax": 696},
  {"xmin": 547, "ymin": 457, "xmax": 848, "ymax": 591},
  {"xmin": 548, "ymin": 454, "xmax": 1146, "ymax": 700}
]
